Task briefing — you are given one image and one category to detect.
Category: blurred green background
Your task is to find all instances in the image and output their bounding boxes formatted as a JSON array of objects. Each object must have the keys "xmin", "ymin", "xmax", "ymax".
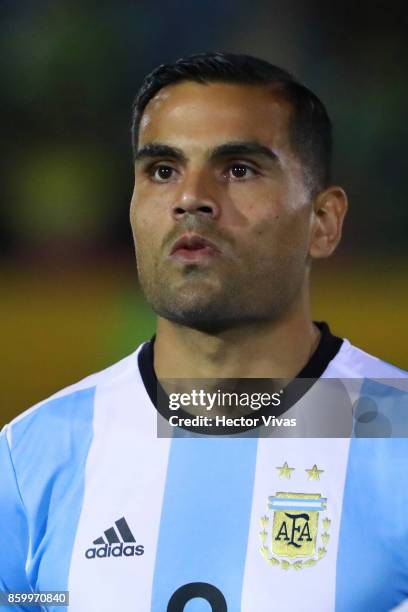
[{"xmin": 1, "ymin": 1, "xmax": 407, "ymax": 425}]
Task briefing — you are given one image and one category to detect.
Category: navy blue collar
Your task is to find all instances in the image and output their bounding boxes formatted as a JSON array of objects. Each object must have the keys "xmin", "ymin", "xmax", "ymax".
[{"xmin": 138, "ymin": 321, "xmax": 343, "ymax": 434}]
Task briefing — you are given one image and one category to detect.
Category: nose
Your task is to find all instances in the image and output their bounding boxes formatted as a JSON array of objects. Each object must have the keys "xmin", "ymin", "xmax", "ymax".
[{"xmin": 171, "ymin": 170, "xmax": 220, "ymax": 221}]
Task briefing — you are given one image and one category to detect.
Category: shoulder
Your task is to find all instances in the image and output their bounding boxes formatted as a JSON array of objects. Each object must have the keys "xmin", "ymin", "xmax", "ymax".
[
  {"xmin": 324, "ymin": 337, "xmax": 408, "ymax": 379},
  {"xmin": 2, "ymin": 345, "xmax": 145, "ymax": 450},
  {"xmin": 322, "ymin": 336, "xmax": 408, "ymax": 438}
]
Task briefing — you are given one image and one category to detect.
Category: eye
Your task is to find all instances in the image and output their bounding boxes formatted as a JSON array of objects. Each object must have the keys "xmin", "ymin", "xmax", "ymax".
[
  {"xmin": 226, "ymin": 163, "xmax": 258, "ymax": 180},
  {"xmin": 148, "ymin": 164, "xmax": 177, "ymax": 182}
]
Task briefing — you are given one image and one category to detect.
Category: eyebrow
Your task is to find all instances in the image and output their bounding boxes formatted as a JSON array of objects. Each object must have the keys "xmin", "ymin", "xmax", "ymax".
[
  {"xmin": 211, "ymin": 141, "xmax": 278, "ymax": 162},
  {"xmin": 134, "ymin": 140, "xmax": 278, "ymax": 164},
  {"xmin": 134, "ymin": 143, "xmax": 187, "ymax": 164}
]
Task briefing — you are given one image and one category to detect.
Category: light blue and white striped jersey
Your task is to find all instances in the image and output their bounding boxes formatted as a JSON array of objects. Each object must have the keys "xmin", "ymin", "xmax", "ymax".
[{"xmin": 1, "ymin": 323, "xmax": 408, "ymax": 612}]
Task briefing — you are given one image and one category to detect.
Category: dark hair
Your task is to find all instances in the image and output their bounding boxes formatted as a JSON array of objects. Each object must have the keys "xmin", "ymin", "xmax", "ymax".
[{"xmin": 131, "ymin": 52, "xmax": 332, "ymax": 195}]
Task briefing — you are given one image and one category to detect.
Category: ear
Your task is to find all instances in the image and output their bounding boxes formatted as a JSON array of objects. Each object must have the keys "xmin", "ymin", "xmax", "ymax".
[{"xmin": 309, "ymin": 186, "xmax": 348, "ymax": 259}]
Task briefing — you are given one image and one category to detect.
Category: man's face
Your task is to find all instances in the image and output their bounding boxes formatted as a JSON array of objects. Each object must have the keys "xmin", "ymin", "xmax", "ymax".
[{"xmin": 130, "ymin": 81, "xmax": 314, "ymax": 331}]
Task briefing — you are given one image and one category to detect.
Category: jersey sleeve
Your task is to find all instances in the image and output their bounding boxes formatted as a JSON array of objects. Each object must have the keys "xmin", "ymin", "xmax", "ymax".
[{"xmin": 0, "ymin": 426, "xmax": 40, "ymax": 610}]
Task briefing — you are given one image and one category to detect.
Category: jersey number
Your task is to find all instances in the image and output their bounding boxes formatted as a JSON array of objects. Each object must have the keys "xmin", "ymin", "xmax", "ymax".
[{"xmin": 168, "ymin": 582, "xmax": 227, "ymax": 611}]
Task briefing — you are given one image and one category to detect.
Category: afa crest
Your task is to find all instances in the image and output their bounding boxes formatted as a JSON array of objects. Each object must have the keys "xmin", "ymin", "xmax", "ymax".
[{"xmin": 260, "ymin": 490, "xmax": 331, "ymax": 570}]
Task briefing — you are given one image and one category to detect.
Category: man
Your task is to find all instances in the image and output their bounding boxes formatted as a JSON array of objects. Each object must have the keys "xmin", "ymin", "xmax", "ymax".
[{"xmin": 1, "ymin": 52, "xmax": 407, "ymax": 611}]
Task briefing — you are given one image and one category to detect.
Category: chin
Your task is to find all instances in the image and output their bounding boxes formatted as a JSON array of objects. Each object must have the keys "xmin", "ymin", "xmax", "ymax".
[{"xmin": 154, "ymin": 299, "xmax": 266, "ymax": 334}]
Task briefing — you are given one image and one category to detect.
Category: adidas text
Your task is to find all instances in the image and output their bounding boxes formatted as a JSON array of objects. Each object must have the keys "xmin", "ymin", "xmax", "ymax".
[{"xmin": 85, "ymin": 543, "xmax": 145, "ymax": 559}]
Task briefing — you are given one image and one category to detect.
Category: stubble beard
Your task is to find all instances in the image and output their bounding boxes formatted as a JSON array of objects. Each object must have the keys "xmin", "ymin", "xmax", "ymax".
[{"xmin": 137, "ymin": 256, "xmax": 306, "ymax": 334}]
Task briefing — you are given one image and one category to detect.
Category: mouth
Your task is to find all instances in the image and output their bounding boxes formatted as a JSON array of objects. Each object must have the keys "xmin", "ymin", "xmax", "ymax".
[{"xmin": 169, "ymin": 233, "xmax": 222, "ymax": 263}]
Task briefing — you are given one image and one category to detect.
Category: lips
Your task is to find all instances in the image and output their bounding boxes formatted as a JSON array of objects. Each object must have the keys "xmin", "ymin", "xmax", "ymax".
[
  {"xmin": 171, "ymin": 234, "xmax": 220, "ymax": 254},
  {"xmin": 169, "ymin": 233, "xmax": 221, "ymax": 262}
]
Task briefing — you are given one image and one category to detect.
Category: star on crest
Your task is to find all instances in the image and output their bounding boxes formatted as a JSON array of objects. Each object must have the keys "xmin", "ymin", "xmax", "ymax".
[
  {"xmin": 306, "ymin": 464, "xmax": 324, "ymax": 481},
  {"xmin": 276, "ymin": 461, "xmax": 295, "ymax": 479}
]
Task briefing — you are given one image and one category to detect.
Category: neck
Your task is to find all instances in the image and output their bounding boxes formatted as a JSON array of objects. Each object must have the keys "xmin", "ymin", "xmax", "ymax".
[{"xmin": 154, "ymin": 293, "xmax": 320, "ymax": 380}]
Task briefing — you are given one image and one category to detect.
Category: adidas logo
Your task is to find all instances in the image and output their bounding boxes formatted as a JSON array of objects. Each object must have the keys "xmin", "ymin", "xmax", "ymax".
[{"xmin": 85, "ymin": 516, "xmax": 145, "ymax": 559}]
